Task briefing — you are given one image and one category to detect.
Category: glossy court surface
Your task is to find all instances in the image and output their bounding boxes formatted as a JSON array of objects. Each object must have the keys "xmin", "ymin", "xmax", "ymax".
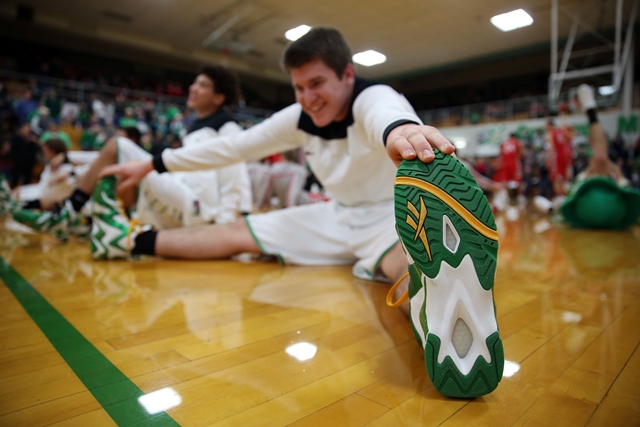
[{"xmin": 1, "ymin": 206, "xmax": 639, "ymax": 426}]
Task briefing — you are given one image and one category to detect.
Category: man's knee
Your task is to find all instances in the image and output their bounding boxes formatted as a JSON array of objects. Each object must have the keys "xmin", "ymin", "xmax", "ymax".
[{"xmin": 229, "ymin": 217, "xmax": 261, "ymax": 252}]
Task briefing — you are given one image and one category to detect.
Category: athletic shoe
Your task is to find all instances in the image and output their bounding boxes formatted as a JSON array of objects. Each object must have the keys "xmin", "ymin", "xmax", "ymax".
[
  {"xmin": 13, "ymin": 201, "xmax": 74, "ymax": 242},
  {"xmin": 394, "ymin": 151, "xmax": 504, "ymax": 398},
  {"xmin": 71, "ymin": 215, "xmax": 92, "ymax": 240},
  {"xmin": 91, "ymin": 176, "xmax": 145, "ymax": 260},
  {"xmin": 0, "ymin": 174, "xmax": 19, "ymax": 217},
  {"xmin": 577, "ymin": 84, "xmax": 597, "ymax": 112}
]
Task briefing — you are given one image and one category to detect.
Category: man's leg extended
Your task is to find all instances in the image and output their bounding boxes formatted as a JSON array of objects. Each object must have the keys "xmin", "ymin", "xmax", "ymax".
[
  {"xmin": 578, "ymin": 84, "xmax": 621, "ymax": 178},
  {"xmin": 153, "ymin": 219, "xmax": 261, "ymax": 258}
]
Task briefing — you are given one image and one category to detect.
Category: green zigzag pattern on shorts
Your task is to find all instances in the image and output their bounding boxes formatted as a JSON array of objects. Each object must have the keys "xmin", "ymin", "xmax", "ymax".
[{"xmin": 394, "ymin": 151, "xmax": 498, "ymax": 288}]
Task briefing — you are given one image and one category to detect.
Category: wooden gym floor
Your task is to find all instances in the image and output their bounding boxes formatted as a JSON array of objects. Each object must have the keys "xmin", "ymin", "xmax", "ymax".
[{"xmin": 0, "ymin": 207, "xmax": 639, "ymax": 426}]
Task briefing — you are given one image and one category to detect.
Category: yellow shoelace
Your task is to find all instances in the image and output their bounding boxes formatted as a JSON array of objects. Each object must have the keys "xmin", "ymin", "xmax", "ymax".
[
  {"xmin": 386, "ymin": 271, "xmax": 409, "ymax": 307},
  {"xmin": 117, "ymin": 199, "xmax": 141, "ymax": 252}
]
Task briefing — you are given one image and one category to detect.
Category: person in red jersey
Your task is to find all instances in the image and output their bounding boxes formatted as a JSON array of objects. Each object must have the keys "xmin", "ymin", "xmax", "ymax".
[
  {"xmin": 546, "ymin": 119, "xmax": 573, "ymax": 198},
  {"xmin": 496, "ymin": 132, "xmax": 522, "ymax": 190}
]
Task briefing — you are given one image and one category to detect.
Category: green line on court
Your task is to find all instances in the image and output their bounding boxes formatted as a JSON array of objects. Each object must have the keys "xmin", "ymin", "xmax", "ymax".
[{"xmin": 0, "ymin": 259, "xmax": 181, "ymax": 427}]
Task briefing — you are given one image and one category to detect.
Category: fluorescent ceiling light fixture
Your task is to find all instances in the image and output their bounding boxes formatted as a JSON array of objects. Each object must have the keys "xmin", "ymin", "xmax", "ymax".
[
  {"xmin": 490, "ymin": 9, "xmax": 533, "ymax": 32},
  {"xmin": 285, "ymin": 342, "xmax": 317, "ymax": 361},
  {"xmin": 353, "ymin": 50, "xmax": 387, "ymax": 66},
  {"xmin": 285, "ymin": 25, "xmax": 311, "ymax": 41},
  {"xmin": 598, "ymin": 85, "xmax": 616, "ymax": 96},
  {"xmin": 138, "ymin": 387, "xmax": 182, "ymax": 414}
]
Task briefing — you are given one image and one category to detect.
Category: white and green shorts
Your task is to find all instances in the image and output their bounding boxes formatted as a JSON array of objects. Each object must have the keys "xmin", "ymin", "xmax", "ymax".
[
  {"xmin": 117, "ymin": 137, "xmax": 202, "ymax": 229},
  {"xmin": 245, "ymin": 200, "xmax": 399, "ymax": 281}
]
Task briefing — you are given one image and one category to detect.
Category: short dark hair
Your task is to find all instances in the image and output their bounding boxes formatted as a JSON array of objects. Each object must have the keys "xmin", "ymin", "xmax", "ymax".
[
  {"xmin": 282, "ymin": 27, "xmax": 352, "ymax": 78},
  {"xmin": 122, "ymin": 126, "xmax": 141, "ymax": 145},
  {"xmin": 198, "ymin": 65, "xmax": 240, "ymax": 106},
  {"xmin": 44, "ymin": 138, "xmax": 68, "ymax": 155}
]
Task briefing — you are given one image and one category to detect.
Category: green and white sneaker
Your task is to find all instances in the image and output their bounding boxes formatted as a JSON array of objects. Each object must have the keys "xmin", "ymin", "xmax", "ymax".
[
  {"xmin": 394, "ymin": 151, "xmax": 503, "ymax": 398},
  {"xmin": 91, "ymin": 176, "xmax": 145, "ymax": 260},
  {"xmin": 71, "ymin": 214, "xmax": 92, "ymax": 241},
  {"xmin": 13, "ymin": 200, "xmax": 74, "ymax": 242},
  {"xmin": 0, "ymin": 174, "xmax": 19, "ymax": 217}
]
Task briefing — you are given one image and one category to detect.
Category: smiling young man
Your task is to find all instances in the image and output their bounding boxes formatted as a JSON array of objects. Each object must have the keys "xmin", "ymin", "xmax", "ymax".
[
  {"xmin": 4, "ymin": 65, "xmax": 252, "ymax": 240},
  {"xmin": 96, "ymin": 27, "xmax": 504, "ymax": 398}
]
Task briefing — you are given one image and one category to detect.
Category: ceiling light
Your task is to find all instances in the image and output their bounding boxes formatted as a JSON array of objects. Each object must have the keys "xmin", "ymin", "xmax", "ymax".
[
  {"xmin": 285, "ymin": 25, "xmax": 311, "ymax": 41},
  {"xmin": 353, "ymin": 50, "xmax": 387, "ymax": 67},
  {"xmin": 490, "ymin": 9, "xmax": 534, "ymax": 32},
  {"xmin": 598, "ymin": 85, "xmax": 615, "ymax": 96}
]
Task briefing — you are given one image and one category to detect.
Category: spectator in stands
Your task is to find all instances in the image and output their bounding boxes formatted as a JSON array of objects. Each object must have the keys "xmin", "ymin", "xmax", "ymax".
[
  {"xmin": 75, "ymin": 102, "xmax": 91, "ymax": 127},
  {"xmin": 13, "ymin": 90, "xmax": 38, "ymax": 126},
  {"xmin": 134, "ymin": 107, "xmax": 150, "ymax": 135},
  {"xmin": 27, "ymin": 79, "xmax": 42, "ymax": 102},
  {"xmin": 169, "ymin": 112, "xmax": 186, "ymax": 138},
  {"xmin": 30, "ymin": 106, "xmax": 51, "ymax": 136},
  {"xmin": 10, "ymin": 123, "xmax": 40, "ymax": 188},
  {"xmin": 155, "ymin": 115, "xmax": 169, "ymax": 136},
  {"xmin": 119, "ymin": 106, "xmax": 137, "ymax": 128},
  {"xmin": 573, "ymin": 143, "xmax": 590, "ymax": 177},
  {"xmin": 164, "ymin": 104, "xmax": 180, "ymax": 121},
  {"xmin": 43, "ymin": 89, "xmax": 63, "ymax": 122},
  {"xmin": 610, "ymin": 133, "xmax": 633, "ymax": 180},
  {"xmin": 114, "ymin": 93, "xmax": 129, "ymax": 123},
  {"xmin": 40, "ymin": 121, "xmax": 73, "ymax": 148},
  {"xmin": 91, "ymin": 93, "xmax": 107, "ymax": 125},
  {"xmin": 80, "ymin": 120, "xmax": 105, "ymax": 151}
]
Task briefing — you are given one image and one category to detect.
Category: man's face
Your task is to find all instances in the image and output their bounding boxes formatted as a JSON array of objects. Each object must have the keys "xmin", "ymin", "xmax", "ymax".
[
  {"xmin": 290, "ymin": 59, "xmax": 354, "ymax": 127},
  {"xmin": 188, "ymin": 74, "xmax": 224, "ymax": 111}
]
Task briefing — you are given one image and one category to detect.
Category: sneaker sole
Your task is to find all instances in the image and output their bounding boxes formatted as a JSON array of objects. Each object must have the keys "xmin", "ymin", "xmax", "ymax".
[{"xmin": 394, "ymin": 151, "xmax": 503, "ymax": 398}]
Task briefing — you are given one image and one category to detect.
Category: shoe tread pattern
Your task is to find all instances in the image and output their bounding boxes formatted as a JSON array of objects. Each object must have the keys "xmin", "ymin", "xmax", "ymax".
[{"xmin": 395, "ymin": 151, "xmax": 503, "ymax": 398}]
